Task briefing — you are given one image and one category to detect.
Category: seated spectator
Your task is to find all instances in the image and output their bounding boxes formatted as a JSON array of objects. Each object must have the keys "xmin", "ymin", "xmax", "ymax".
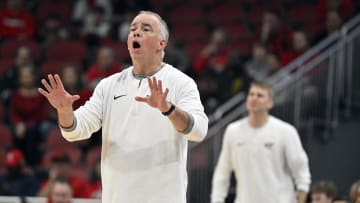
[
  {"xmin": 72, "ymin": 0, "xmax": 112, "ymax": 28},
  {"xmin": 0, "ymin": 0, "xmax": 35, "ymax": 40},
  {"xmin": 253, "ymin": 9, "xmax": 293, "ymax": 57},
  {"xmin": 164, "ymin": 39, "xmax": 190, "ymax": 73},
  {"xmin": 193, "ymin": 28, "xmax": 231, "ymax": 75},
  {"xmin": 313, "ymin": 9, "xmax": 343, "ymax": 44},
  {"xmin": 38, "ymin": 154, "xmax": 89, "ymax": 198},
  {"xmin": 317, "ymin": 0, "xmax": 354, "ymax": 22},
  {"xmin": 281, "ymin": 30, "xmax": 310, "ymax": 66},
  {"xmin": 86, "ymin": 158, "xmax": 101, "ymax": 199},
  {"xmin": 81, "ymin": 6, "xmax": 111, "ymax": 47},
  {"xmin": 60, "ymin": 65, "xmax": 92, "ymax": 110},
  {"xmin": 0, "ymin": 46, "xmax": 35, "ymax": 97},
  {"xmin": 0, "ymin": 149, "xmax": 39, "ymax": 196},
  {"xmin": 311, "ymin": 181, "xmax": 337, "ymax": 203},
  {"xmin": 9, "ymin": 65, "xmax": 49, "ymax": 165},
  {"xmin": 37, "ymin": 14, "xmax": 69, "ymax": 48},
  {"xmin": 244, "ymin": 42, "xmax": 268, "ymax": 81},
  {"xmin": 47, "ymin": 177, "xmax": 73, "ymax": 203},
  {"xmin": 86, "ymin": 47, "xmax": 123, "ymax": 89}
]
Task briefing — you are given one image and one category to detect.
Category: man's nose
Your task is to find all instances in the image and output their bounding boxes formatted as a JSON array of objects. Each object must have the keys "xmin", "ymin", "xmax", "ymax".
[{"xmin": 133, "ymin": 31, "xmax": 141, "ymax": 37}]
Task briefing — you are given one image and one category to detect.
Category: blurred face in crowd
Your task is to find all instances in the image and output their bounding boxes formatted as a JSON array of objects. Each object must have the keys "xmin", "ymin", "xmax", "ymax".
[
  {"xmin": 51, "ymin": 182, "xmax": 73, "ymax": 203},
  {"xmin": 97, "ymin": 47, "xmax": 114, "ymax": 69},
  {"xmin": 293, "ymin": 31, "xmax": 308, "ymax": 52},
  {"xmin": 266, "ymin": 54, "xmax": 281, "ymax": 73},
  {"xmin": 19, "ymin": 65, "xmax": 36, "ymax": 89},
  {"xmin": 246, "ymin": 85, "xmax": 273, "ymax": 114},
  {"xmin": 61, "ymin": 66, "xmax": 79, "ymax": 90},
  {"xmin": 252, "ymin": 43, "xmax": 267, "ymax": 60},
  {"xmin": 16, "ymin": 47, "xmax": 32, "ymax": 67},
  {"xmin": 326, "ymin": 10, "xmax": 342, "ymax": 33},
  {"xmin": 210, "ymin": 29, "xmax": 227, "ymax": 46},
  {"xmin": 127, "ymin": 13, "xmax": 166, "ymax": 61},
  {"xmin": 263, "ymin": 11, "xmax": 279, "ymax": 31},
  {"xmin": 311, "ymin": 192, "xmax": 333, "ymax": 203}
]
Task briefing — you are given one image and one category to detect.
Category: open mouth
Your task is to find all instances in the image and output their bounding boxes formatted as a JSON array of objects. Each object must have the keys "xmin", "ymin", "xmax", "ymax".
[{"xmin": 133, "ymin": 41, "xmax": 141, "ymax": 49}]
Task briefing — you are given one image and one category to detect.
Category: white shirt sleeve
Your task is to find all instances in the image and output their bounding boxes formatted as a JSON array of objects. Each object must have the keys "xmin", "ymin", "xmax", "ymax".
[
  {"xmin": 60, "ymin": 79, "xmax": 104, "ymax": 141},
  {"xmin": 176, "ymin": 78, "xmax": 208, "ymax": 142},
  {"xmin": 284, "ymin": 126, "xmax": 311, "ymax": 192},
  {"xmin": 211, "ymin": 128, "xmax": 233, "ymax": 203}
]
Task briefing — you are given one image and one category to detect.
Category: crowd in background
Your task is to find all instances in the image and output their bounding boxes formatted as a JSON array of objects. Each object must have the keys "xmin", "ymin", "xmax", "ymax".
[{"xmin": 0, "ymin": 0, "xmax": 359, "ymax": 201}]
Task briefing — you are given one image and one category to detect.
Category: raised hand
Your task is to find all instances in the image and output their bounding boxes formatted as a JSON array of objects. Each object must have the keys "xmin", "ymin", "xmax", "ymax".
[
  {"xmin": 135, "ymin": 77, "xmax": 170, "ymax": 112},
  {"xmin": 38, "ymin": 74, "xmax": 80, "ymax": 113}
]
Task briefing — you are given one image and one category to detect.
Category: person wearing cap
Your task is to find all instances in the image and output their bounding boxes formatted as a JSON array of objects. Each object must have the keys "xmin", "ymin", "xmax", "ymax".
[
  {"xmin": 0, "ymin": 149, "xmax": 39, "ymax": 196},
  {"xmin": 37, "ymin": 153, "xmax": 89, "ymax": 198}
]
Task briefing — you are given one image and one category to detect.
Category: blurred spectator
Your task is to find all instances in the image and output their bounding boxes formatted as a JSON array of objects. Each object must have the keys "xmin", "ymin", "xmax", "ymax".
[
  {"xmin": 266, "ymin": 53, "xmax": 282, "ymax": 77},
  {"xmin": 86, "ymin": 47, "xmax": 123, "ymax": 89},
  {"xmin": 0, "ymin": 46, "xmax": 35, "ymax": 97},
  {"xmin": 72, "ymin": 0, "xmax": 112, "ymax": 26},
  {"xmin": 253, "ymin": 9, "xmax": 293, "ymax": 57},
  {"xmin": 86, "ymin": 158, "xmax": 101, "ymax": 199},
  {"xmin": 164, "ymin": 39, "xmax": 190, "ymax": 73},
  {"xmin": 310, "ymin": 181, "xmax": 337, "ymax": 203},
  {"xmin": 244, "ymin": 42, "xmax": 268, "ymax": 81},
  {"xmin": 349, "ymin": 180, "xmax": 360, "ymax": 203},
  {"xmin": 47, "ymin": 177, "xmax": 73, "ymax": 203},
  {"xmin": 0, "ymin": 0, "xmax": 35, "ymax": 40},
  {"xmin": 0, "ymin": 149, "xmax": 39, "ymax": 196},
  {"xmin": 37, "ymin": 14, "xmax": 69, "ymax": 48},
  {"xmin": 9, "ymin": 65, "xmax": 49, "ymax": 165},
  {"xmin": 317, "ymin": 0, "xmax": 354, "ymax": 22},
  {"xmin": 117, "ymin": 12, "xmax": 134, "ymax": 42},
  {"xmin": 60, "ymin": 65, "xmax": 92, "ymax": 110},
  {"xmin": 193, "ymin": 28, "xmax": 231, "ymax": 75},
  {"xmin": 81, "ymin": 6, "xmax": 111, "ymax": 47},
  {"xmin": 281, "ymin": 30, "xmax": 310, "ymax": 66},
  {"xmin": 313, "ymin": 9, "xmax": 343, "ymax": 44},
  {"xmin": 38, "ymin": 154, "xmax": 89, "ymax": 198}
]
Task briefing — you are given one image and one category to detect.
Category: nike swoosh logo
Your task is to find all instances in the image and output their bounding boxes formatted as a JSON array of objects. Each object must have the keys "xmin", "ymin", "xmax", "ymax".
[{"xmin": 113, "ymin": 94, "xmax": 127, "ymax": 100}]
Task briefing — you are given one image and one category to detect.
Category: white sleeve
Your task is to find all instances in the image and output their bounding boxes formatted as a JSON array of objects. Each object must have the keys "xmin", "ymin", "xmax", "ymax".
[
  {"xmin": 60, "ymin": 80, "xmax": 104, "ymax": 141},
  {"xmin": 176, "ymin": 78, "xmax": 208, "ymax": 142},
  {"xmin": 211, "ymin": 128, "xmax": 233, "ymax": 203},
  {"xmin": 284, "ymin": 127, "xmax": 311, "ymax": 192}
]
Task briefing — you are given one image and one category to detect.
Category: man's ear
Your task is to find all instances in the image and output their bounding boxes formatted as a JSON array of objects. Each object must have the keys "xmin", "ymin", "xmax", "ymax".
[{"xmin": 159, "ymin": 39, "xmax": 167, "ymax": 50}]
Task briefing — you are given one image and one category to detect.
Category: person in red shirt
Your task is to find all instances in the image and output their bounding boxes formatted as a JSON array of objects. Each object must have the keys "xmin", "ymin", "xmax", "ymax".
[
  {"xmin": 9, "ymin": 65, "xmax": 49, "ymax": 165},
  {"xmin": 193, "ymin": 28, "xmax": 231, "ymax": 76},
  {"xmin": 253, "ymin": 9, "xmax": 293, "ymax": 57},
  {"xmin": 86, "ymin": 47, "xmax": 123, "ymax": 89},
  {"xmin": 281, "ymin": 30, "xmax": 310, "ymax": 66},
  {"xmin": 38, "ymin": 154, "xmax": 90, "ymax": 198},
  {"xmin": 0, "ymin": 0, "xmax": 35, "ymax": 40}
]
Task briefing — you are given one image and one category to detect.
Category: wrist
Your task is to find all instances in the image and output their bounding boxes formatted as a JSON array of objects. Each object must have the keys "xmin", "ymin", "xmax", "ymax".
[{"xmin": 161, "ymin": 102, "xmax": 175, "ymax": 116}]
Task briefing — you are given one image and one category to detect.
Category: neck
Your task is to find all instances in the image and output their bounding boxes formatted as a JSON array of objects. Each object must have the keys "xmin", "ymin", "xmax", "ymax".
[
  {"xmin": 133, "ymin": 59, "xmax": 163, "ymax": 76},
  {"xmin": 248, "ymin": 112, "xmax": 269, "ymax": 128}
]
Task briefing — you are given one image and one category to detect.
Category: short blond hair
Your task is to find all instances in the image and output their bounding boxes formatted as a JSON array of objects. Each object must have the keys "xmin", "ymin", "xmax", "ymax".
[{"xmin": 250, "ymin": 81, "xmax": 275, "ymax": 100}]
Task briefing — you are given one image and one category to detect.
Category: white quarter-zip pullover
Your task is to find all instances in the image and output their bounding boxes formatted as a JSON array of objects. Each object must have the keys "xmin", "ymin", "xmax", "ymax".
[{"xmin": 60, "ymin": 63, "xmax": 208, "ymax": 203}]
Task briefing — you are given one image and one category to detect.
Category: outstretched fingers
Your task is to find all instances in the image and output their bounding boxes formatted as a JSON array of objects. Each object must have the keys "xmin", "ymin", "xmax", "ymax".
[
  {"xmin": 48, "ymin": 74, "xmax": 58, "ymax": 89},
  {"xmin": 54, "ymin": 74, "xmax": 64, "ymax": 90},
  {"xmin": 41, "ymin": 78, "xmax": 53, "ymax": 93},
  {"xmin": 38, "ymin": 87, "xmax": 50, "ymax": 98}
]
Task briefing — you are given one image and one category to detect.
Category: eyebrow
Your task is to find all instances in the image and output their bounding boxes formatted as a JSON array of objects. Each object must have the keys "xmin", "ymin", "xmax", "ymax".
[{"xmin": 130, "ymin": 22, "xmax": 154, "ymax": 31}]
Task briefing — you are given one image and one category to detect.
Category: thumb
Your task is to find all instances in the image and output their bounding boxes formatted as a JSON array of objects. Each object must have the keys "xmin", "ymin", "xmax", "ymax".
[{"xmin": 71, "ymin": 95, "xmax": 80, "ymax": 102}]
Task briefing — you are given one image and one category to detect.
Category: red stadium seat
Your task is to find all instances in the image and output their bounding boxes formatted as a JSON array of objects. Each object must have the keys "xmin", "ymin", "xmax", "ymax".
[
  {"xmin": 45, "ymin": 127, "xmax": 75, "ymax": 148},
  {"xmin": 36, "ymin": 2, "xmax": 73, "ymax": 25},
  {"xmin": 288, "ymin": 4, "xmax": 317, "ymax": 25},
  {"xmin": 0, "ymin": 40, "xmax": 41, "ymax": 61},
  {"xmin": 171, "ymin": 24, "xmax": 207, "ymax": 42},
  {"xmin": 101, "ymin": 41, "xmax": 130, "ymax": 64},
  {"xmin": 47, "ymin": 40, "xmax": 87, "ymax": 62},
  {"xmin": 249, "ymin": 6, "xmax": 266, "ymax": 26},
  {"xmin": 169, "ymin": 6, "xmax": 205, "ymax": 24},
  {"xmin": 185, "ymin": 41, "xmax": 207, "ymax": 61},
  {"xmin": 0, "ymin": 59, "xmax": 14, "ymax": 77},
  {"xmin": 208, "ymin": 6, "xmax": 242, "ymax": 25},
  {"xmin": 223, "ymin": 24, "xmax": 250, "ymax": 42},
  {"xmin": 0, "ymin": 124, "xmax": 13, "ymax": 148}
]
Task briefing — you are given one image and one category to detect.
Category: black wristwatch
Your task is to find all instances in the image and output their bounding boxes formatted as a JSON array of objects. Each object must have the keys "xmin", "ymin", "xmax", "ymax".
[{"xmin": 162, "ymin": 102, "xmax": 175, "ymax": 116}]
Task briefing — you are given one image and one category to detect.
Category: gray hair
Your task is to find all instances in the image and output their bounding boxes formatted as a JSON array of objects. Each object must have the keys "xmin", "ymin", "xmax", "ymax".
[{"xmin": 139, "ymin": 11, "xmax": 169, "ymax": 58}]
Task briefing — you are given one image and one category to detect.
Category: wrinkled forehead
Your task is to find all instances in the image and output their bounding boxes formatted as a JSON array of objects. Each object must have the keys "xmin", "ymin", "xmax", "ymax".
[{"xmin": 131, "ymin": 13, "xmax": 160, "ymax": 29}]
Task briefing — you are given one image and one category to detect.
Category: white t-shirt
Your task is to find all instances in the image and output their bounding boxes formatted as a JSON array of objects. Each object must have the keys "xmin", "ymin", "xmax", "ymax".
[
  {"xmin": 211, "ymin": 116, "xmax": 311, "ymax": 203},
  {"xmin": 61, "ymin": 63, "xmax": 208, "ymax": 203}
]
